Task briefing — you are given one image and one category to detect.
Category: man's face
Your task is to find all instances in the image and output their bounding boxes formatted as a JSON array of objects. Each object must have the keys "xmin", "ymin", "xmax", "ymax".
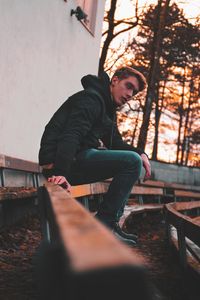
[{"xmin": 110, "ymin": 76, "xmax": 140, "ymax": 107}]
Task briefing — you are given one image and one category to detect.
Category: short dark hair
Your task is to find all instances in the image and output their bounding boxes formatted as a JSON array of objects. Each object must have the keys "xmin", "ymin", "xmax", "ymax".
[{"xmin": 112, "ymin": 66, "xmax": 147, "ymax": 92}]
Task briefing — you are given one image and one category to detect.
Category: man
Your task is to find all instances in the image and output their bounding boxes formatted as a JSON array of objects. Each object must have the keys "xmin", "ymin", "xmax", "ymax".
[{"xmin": 39, "ymin": 66, "xmax": 151, "ymax": 246}]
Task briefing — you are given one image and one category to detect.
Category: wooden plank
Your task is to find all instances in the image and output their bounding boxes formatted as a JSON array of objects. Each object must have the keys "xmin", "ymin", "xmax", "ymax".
[
  {"xmin": 90, "ymin": 182, "xmax": 109, "ymax": 195},
  {"xmin": 131, "ymin": 179, "xmax": 200, "ymax": 193},
  {"xmin": 45, "ymin": 183, "xmax": 145, "ymax": 273},
  {"xmin": 172, "ymin": 201, "xmax": 200, "ymax": 211},
  {"xmin": 0, "ymin": 154, "xmax": 41, "ymax": 173},
  {"xmin": 186, "ymin": 239, "xmax": 200, "ymax": 264},
  {"xmin": 90, "ymin": 182, "xmax": 164, "ymax": 196},
  {"xmin": 71, "ymin": 182, "xmax": 110, "ymax": 198},
  {"xmin": 165, "ymin": 202, "xmax": 200, "ymax": 271},
  {"xmin": 170, "ymin": 229, "xmax": 200, "ymax": 274},
  {"xmin": 177, "ymin": 225, "xmax": 187, "ymax": 269},
  {"xmin": 138, "ymin": 179, "xmax": 165, "ymax": 188},
  {"xmin": 166, "ymin": 182, "xmax": 200, "ymax": 192},
  {"xmin": 126, "ymin": 204, "xmax": 163, "ymax": 215},
  {"xmin": 165, "ymin": 206, "xmax": 184, "ymax": 228},
  {"xmin": 38, "ymin": 184, "xmax": 152, "ymax": 300},
  {"xmin": 165, "ymin": 202, "xmax": 200, "ymax": 247},
  {"xmin": 193, "ymin": 216, "xmax": 200, "ymax": 224},
  {"xmin": 175, "ymin": 190, "xmax": 200, "ymax": 199},
  {"xmin": 132, "ymin": 186, "xmax": 164, "ymax": 196},
  {"xmin": 71, "ymin": 184, "xmax": 91, "ymax": 198}
]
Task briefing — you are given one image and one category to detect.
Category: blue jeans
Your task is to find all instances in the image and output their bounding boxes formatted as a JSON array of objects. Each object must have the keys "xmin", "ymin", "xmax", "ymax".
[{"xmin": 68, "ymin": 149, "xmax": 142, "ymax": 226}]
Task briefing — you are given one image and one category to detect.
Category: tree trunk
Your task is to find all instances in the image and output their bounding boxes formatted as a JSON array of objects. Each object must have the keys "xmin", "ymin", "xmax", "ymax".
[
  {"xmin": 184, "ymin": 70, "xmax": 199, "ymax": 166},
  {"xmin": 131, "ymin": 108, "xmax": 140, "ymax": 146},
  {"xmin": 98, "ymin": 0, "xmax": 117, "ymax": 75},
  {"xmin": 137, "ymin": 0, "xmax": 171, "ymax": 151},
  {"xmin": 180, "ymin": 79, "xmax": 193, "ymax": 165},
  {"xmin": 176, "ymin": 67, "xmax": 186, "ymax": 164},
  {"xmin": 185, "ymin": 110, "xmax": 194, "ymax": 166},
  {"xmin": 98, "ymin": 0, "xmax": 139, "ymax": 75},
  {"xmin": 152, "ymin": 79, "xmax": 166, "ymax": 160}
]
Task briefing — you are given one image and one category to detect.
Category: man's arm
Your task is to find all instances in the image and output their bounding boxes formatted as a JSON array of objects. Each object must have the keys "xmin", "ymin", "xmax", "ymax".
[
  {"xmin": 54, "ymin": 97, "xmax": 102, "ymax": 176},
  {"xmin": 141, "ymin": 153, "xmax": 151, "ymax": 180},
  {"xmin": 46, "ymin": 96, "xmax": 102, "ymax": 188}
]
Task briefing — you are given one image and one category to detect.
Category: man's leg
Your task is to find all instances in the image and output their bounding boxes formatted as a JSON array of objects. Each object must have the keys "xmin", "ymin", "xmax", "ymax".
[{"xmin": 69, "ymin": 149, "xmax": 142, "ymax": 226}]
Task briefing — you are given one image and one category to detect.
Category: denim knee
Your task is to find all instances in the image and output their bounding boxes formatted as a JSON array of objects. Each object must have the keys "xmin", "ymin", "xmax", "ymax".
[{"xmin": 123, "ymin": 151, "xmax": 142, "ymax": 175}]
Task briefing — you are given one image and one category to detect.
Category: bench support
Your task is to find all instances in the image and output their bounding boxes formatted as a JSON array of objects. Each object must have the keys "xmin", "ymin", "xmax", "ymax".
[{"xmin": 177, "ymin": 222, "xmax": 187, "ymax": 269}]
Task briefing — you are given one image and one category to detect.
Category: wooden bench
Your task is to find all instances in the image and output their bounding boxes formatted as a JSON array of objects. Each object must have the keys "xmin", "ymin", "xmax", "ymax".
[
  {"xmin": 138, "ymin": 179, "xmax": 200, "ymax": 192},
  {"xmin": 165, "ymin": 182, "xmax": 200, "ymax": 192},
  {"xmin": 174, "ymin": 190, "xmax": 200, "ymax": 202},
  {"xmin": 0, "ymin": 154, "xmax": 41, "ymax": 187},
  {"xmin": 71, "ymin": 181, "xmax": 164, "ymax": 207},
  {"xmin": 164, "ymin": 201, "xmax": 200, "ymax": 273},
  {"xmin": 137, "ymin": 179, "xmax": 200, "ymax": 203},
  {"xmin": 124, "ymin": 179, "xmax": 200, "ymax": 206},
  {"xmin": 71, "ymin": 182, "xmax": 110, "ymax": 208},
  {"xmin": 130, "ymin": 186, "xmax": 164, "ymax": 204},
  {"xmin": 138, "ymin": 179, "xmax": 165, "ymax": 188},
  {"xmin": 37, "ymin": 183, "xmax": 152, "ymax": 300}
]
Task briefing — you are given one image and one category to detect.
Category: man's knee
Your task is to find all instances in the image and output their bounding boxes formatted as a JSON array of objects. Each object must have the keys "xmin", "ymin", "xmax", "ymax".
[{"xmin": 124, "ymin": 151, "xmax": 142, "ymax": 172}]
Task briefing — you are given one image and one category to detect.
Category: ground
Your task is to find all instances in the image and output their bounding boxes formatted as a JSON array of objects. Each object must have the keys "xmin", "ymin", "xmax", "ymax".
[
  {"xmin": 0, "ymin": 211, "xmax": 199, "ymax": 299},
  {"xmin": 125, "ymin": 210, "xmax": 200, "ymax": 300},
  {"xmin": 0, "ymin": 217, "xmax": 41, "ymax": 300}
]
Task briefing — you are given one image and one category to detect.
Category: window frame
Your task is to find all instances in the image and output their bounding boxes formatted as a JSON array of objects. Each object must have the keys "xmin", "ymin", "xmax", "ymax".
[{"xmin": 76, "ymin": 0, "xmax": 98, "ymax": 36}]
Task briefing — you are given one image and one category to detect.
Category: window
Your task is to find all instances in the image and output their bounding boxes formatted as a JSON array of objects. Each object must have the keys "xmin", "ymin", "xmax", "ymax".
[{"xmin": 76, "ymin": 0, "xmax": 98, "ymax": 35}]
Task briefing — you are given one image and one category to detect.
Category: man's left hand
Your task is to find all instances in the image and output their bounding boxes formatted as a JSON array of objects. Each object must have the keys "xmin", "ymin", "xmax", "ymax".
[
  {"xmin": 141, "ymin": 154, "xmax": 151, "ymax": 181},
  {"xmin": 47, "ymin": 175, "xmax": 71, "ymax": 192}
]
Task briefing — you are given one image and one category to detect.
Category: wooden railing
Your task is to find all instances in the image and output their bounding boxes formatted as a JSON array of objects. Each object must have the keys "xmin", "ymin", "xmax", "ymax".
[
  {"xmin": 164, "ymin": 201, "xmax": 200, "ymax": 273},
  {"xmin": 37, "ymin": 183, "xmax": 152, "ymax": 300}
]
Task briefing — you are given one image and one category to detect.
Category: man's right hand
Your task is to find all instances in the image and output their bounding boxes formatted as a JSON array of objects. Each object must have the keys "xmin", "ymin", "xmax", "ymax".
[
  {"xmin": 141, "ymin": 153, "xmax": 151, "ymax": 181},
  {"xmin": 47, "ymin": 176, "xmax": 71, "ymax": 193}
]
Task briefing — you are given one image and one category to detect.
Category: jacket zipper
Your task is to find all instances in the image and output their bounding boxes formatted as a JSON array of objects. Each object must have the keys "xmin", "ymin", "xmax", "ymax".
[{"xmin": 109, "ymin": 113, "xmax": 116, "ymax": 149}]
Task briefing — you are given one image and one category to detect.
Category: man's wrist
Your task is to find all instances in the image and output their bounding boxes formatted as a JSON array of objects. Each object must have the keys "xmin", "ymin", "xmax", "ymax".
[{"xmin": 141, "ymin": 152, "xmax": 149, "ymax": 159}]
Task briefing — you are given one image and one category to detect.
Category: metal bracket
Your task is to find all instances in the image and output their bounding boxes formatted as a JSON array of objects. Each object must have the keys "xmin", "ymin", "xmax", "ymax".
[{"xmin": 71, "ymin": 6, "xmax": 88, "ymax": 22}]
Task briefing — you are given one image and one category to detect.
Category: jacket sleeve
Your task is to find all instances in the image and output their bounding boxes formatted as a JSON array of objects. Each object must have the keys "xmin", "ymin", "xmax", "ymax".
[{"xmin": 54, "ymin": 97, "xmax": 102, "ymax": 177}]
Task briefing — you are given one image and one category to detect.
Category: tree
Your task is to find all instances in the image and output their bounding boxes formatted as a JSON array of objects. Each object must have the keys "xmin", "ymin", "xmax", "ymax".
[
  {"xmin": 98, "ymin": 0, "xmax": 140, "ymax": 75},
  {"xmin": 137, "ymin": 0, "xmax": 171, "ymax": 152},
  {"xmin": 101, "ymin": 1, "xmax": 200, "ymax": 165},
  {"xmin": 129, "ymin": 2, "xmax": 199, "ymax": 164}
]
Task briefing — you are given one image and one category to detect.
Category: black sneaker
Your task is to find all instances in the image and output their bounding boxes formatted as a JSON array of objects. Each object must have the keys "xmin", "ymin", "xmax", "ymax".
[
  {"xmin": 95, "ymin": 214, "xmax": 137, "ymax": 246},
  {"xmin": 112, "ymin": 222, "xmax": 138, "ymax": 242}
]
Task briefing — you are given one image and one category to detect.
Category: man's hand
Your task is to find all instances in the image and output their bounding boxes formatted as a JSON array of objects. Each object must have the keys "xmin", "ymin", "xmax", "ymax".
[
  {"xmin": 47, "ymin": 176, "xmax": 71, "ymax": 192},
  {"xmin": 141, "ymin": 154, "xmax": 151, "ymax": 181}
]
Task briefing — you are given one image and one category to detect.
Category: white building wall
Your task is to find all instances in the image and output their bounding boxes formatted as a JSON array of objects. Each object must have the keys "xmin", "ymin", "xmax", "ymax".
[{"xmin": 0, "ymin": 0, "xmax": 105, "ymax": 162}]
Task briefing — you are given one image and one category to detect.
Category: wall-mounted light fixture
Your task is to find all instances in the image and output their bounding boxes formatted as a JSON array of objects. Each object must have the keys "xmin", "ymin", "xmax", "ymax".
[{"xmin": 71, "ymin": 6, "xmax": 88, "ymax": 22}]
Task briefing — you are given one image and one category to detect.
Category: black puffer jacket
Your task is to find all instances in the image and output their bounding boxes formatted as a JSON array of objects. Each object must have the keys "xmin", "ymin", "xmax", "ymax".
[{"xmin": 39, "ymin": 72, "xmax": 144, "ymax": 177}]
